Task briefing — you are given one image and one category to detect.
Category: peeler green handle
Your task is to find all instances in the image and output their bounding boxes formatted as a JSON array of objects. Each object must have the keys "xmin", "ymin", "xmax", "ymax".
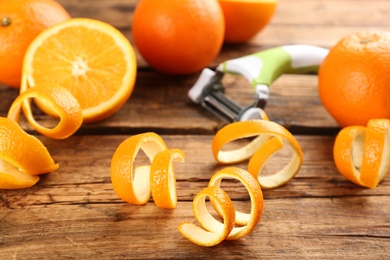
[
  {"xmin": 188, "ymin": 44, "xmax": 329, "ymax": 122},
  {"xmin": 217, "ymin": 44, "xmax": 329, "ymax": 88}
]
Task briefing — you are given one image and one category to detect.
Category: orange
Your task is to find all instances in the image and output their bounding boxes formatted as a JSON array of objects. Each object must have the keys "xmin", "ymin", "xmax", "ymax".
[
  {"xmin": 110, "ymin": 132, "xmax": 168, "ymax": 205},
  {"xmin": 178, "ymin": 167, "xmax": 263, "ymax": 246},
  {"xmin": 7, "ymin": 85, "xmax": 82, "ymax": 139},
  {"xmin": 150, "ymin": 148, "xmax": 185, "ymax": 209},
  {"xmin": 0, "ymin": 117, "xmax": 59, "ymax": 189},
  {"xmin": 212, "ymin": 120, "xmax": 303, "ymax": 189},
  {"xmin": 333, "ymin": 119, "xmax": 390, "ymax": 188},
  {"xmin": 0, "ymin": 0, "xmax": 70, "ymax": 88},
  {"xmin": 178, "ymin": 186, "xmax": 235, "ymax": 247},
  {"xmin": 21, "ymin": 18, "xmax": 137, "ymax": 123},
  {"xmin": 318, "ymin": 31, "xmax": 390, "ymax": 127},
  {"xmin": 132, "ymin": 0, "xmax": 225, "ymax": 75},
  {"xmin": 218, "ymin": 0, "xmax": 278, "ymax": 43}
]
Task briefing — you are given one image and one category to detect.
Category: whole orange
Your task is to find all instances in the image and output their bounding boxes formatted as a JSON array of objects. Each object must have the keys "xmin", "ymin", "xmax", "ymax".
[
  {"xmin": 0, "ymin": 0, "xmax": 70, "ymax": 88},
  {"xmin": 218, "ymin": 0, "xmax": 278, "ymax": 43},
  {"xmin": 132, "ymin": 0, "xmax": 225, "ymax": 75},
  {"xmin": 318, "ymin": 31, "xmax": 390, "ymax": 127}
]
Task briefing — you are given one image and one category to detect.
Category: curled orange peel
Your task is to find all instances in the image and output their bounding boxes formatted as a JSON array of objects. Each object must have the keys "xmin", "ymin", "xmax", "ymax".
[
  {"xmin": 212, "ymin": 120, "xmax": 303, "ymax": 189},
  {"xmin": 178, "ymin": 186, "xmax": 236, "ymax": 247},
  {"xmin": 334, "ymin": 118, "xmax": 390, "ymax": 188},
  {"xmin": 110, "ymin": 132, "xmax": 168, "ymax": 205},
  {"xmin": 0, "ymin": 117, "xmax": 59, "ymax": 189},
  {"xmin": 7, "ymin": 85, "xmax": 83, "ymax": 139},
  {"xmin": 178, "ymin": 167, "xmax": 263, "ymax": 246},
  {"xmin": 151, "ymin": 148, "xmax": 185, "ymax": 209}
]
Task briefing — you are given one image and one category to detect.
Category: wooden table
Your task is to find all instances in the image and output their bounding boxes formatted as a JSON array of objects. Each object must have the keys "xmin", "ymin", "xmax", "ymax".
[{"xmin": 1, "ymin": 0, "xmax": 390, "ymax": 258}]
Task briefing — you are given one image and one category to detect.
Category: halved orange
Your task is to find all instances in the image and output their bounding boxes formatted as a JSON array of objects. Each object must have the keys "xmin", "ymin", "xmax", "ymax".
[
  {"xmin": 178, "ymin": 186, "xmax": 236, "ymax": 247},
  {"xmin": 21, "ymin": 18, "xmax": 137, "ymax": 123},
  {"xmin": 334, "ymin": 118, "xmax": 390, "ymax": 188},
  {"xmin": 8, "ymin": 85, "xmax": 82, "ymax": 139},
  {"xmin": 110, "ymin": 132, "xmax": 167, "ymax": 205},
  {"xmin": 150, "ymin": 148, "xmax": 185, "ymax": 209},
  {"xmin": 0, "ymin": 117, "xmax": 59, "ymax": 189},
  {"xmin": 212, "ymin": 120, "xmax": 303, "ymax": 189}
]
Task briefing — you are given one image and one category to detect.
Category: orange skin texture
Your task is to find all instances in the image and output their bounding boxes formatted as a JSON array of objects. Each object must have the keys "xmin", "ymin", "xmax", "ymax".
[
  {"xmin": 0, "ymin": 0, "xmax": 70, "ymax": 88},
  {"xmin": 132, "ymin": 0, "xmax": 225, "ymax": 75},
  {"xmin": 219, "ymin": 0, "xmax": 278, "ymax": 43},
  {"xmin": 318, "ymin": 31, "xmax": 390, "ymax": 127}
]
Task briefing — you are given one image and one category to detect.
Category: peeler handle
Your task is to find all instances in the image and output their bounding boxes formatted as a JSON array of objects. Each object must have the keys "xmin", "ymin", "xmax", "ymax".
[{"xmin": 217, "ymin": 44, "xmax": 329, "ymax": 88}]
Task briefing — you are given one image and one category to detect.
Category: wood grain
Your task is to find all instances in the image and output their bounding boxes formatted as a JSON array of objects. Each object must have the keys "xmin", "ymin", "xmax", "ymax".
[{"xmin": 1, "ymin": 0, "xmax": 390, "ymax": 258}]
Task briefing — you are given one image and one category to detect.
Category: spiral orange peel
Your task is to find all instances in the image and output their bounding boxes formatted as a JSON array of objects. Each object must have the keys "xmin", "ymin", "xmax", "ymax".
[
  {"xmin": 7, "ymin": 85, "xmax": 82, "ymax": 139},
  {"xmin": 212, "ymin": 120, "xmax": 303, "ymax": 189},
  {"xmin": 178, "ymin": 167, "xmax": 263, "ymax": 246},
  {"xmin": 334, "ymin": 118, "xmax": 390, "ymax": 188}
]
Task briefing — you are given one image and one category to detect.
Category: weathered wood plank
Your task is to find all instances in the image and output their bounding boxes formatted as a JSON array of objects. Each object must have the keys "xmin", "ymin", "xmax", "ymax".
[
  {"xmin": 1, "ymin": 135, "xmax": 389, "ymax": 209},
  {"xmin": 1, "ymin": 197, "xmax": 389, "ymax": 259},
  {"xmin": 0, "ymin": 72, "xmax": 339, "ymax": 135}
]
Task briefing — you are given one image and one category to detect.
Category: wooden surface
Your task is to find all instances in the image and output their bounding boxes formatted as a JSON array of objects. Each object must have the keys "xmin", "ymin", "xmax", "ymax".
[{"xmin": 1, "ymin": 0, "xmax": 390, "ymax": 259}]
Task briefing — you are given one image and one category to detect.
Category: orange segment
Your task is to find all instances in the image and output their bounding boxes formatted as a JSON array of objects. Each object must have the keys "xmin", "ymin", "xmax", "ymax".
[
  {"xmin": 21, "ymin": 18, "xmax": 137, "ymax": 123},
  {"xmin": 212, "ymin": 120, "xmax": 303, "ymax": 188},
  {"xmin": 110, "ymin": 132, "xmax": 167, "ymax": 205},
  {"xmin": 0, "ymin": 117, "xmax": 59, "ymax": 189},
  {"xmin": 208, "ymin": 167, "xmax": 263, "ymax": 240},
  {"xmin": 178, "ymin": 186, "xmax": 236, "ymax": 247},
  {"xmin": 334, "ymin": 119, "xmax": 390, "ymax": 188},
  {"xmin": 150, "ymin": 148, "xmax": 185, "ymax": 209},
  {"xmin": 7, "ymin": 85, "xmax": 82, "ymax": 140}
]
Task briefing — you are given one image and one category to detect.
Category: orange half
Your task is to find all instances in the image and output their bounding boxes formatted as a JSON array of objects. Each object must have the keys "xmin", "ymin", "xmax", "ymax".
[{"xmin": 21, "ymin": 18, "xmax": 137, "ymax": 123}]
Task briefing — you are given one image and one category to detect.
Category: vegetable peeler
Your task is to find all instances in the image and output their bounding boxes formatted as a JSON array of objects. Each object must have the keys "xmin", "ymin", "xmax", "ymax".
[{"xmin": 188, "ymin": 44, "xmax": 329, "ymax": 122}]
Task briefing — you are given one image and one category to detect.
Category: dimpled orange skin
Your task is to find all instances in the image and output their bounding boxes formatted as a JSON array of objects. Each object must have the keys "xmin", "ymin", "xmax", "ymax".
[
  {"xmin": 132, "ymin": 0, "xmax": 225, "ymax": 75},
  {"xmin": 0, "ymin": 0, "xmax": 70, "ymax": 88},
  {"xmin": 218, "ymin": 0, "xmax": 278, "ymax": 43},
  {"xmin": 318, "ymin": 31, "xmax": 390, "ymax": 127}
]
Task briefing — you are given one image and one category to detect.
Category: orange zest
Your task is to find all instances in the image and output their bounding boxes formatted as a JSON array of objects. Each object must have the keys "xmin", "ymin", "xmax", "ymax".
[
  {"xmin": 7, "ymin": 85, "xmax": 82, "ymax": 139},
  {"xmin": 21, "ymin": 18, "xmax": 137, "ymax": 123},
  {"xmin": 178, "ymin": 186, "xmax": 236, "ymax": 247},
  {"xmin": 110, "ymin": 132, "xmax": 168, "ymax": 205},
  {"xmin": 212, "ymin": 120, "xmax": 303, "ymax": 189},
  {"xmin": 178, "ymin": 167, "xmax": 263, "ymax": 246},
  {"xmin": 333, "ymin": 118, "xmax": 390, "ymax": 188},
  {"xmin": 0, "ymin": 117, "xmax": 59, "ymax": 189},
  {"xmin": 150, "ymin": 148, "xmax": 185, "ymax": 209}
]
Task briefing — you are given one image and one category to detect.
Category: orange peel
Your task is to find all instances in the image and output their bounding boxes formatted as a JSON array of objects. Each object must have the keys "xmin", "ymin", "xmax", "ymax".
[
  {"xmin": 150, "ymin": 148, "xmax": 185, "ymax": 209},
  {"xmin": 178, "ymin": 186, "xmax": 236, "ymax": 247},
  {"xmin": 208, "ymin": 167, "xmax": 263, "ymax": 240},
  {"xmin": 334, "ymin": 118, "xmax": 390, "ymax": 188},
  {"xmin": 212, "ymin": 120, "xmax": 303, "ymax": 189},
  {"xmin": 0, "ymin": 117, "xmax": 59, "ymax": 189},
  {"xmin": 7, "ymin": 85, "xmax": 82, "ymax": 139},
  {"xmin": 110, "ymin": 132, "xmax": 167, "ymax": 205}
]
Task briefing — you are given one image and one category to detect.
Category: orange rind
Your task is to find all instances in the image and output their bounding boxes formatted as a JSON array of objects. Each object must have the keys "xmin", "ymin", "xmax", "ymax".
[
  {"xmin": 178, "ymin": 167, "xmax": 263, "ymax": 246},
  {"xmin": 110, "ymin": 132, "xmax": 168, "ymax": 205},
  {"xmin": 208, "ymin": 167, "xmax": 263, "ymax": 240},
  {"xmin": 178, "ymin": 186, "xmax": 236, "ymax": 247},
  {"xmin": 334, "ymin": 118, "xmax": 390, "ymax": 188},
  {"xmin": 212, "ymin": 120, "xmax": 303, "ymax": 189},
  {"xmin": 7, "ymin": 85, "xmax": 83, "ymax": 140},
  {"xmin": 150, "ymin": 148, "xmax": 185, "ymax": 209},
  {"xmin": 0, "ymin": 117, "xmax": 59, "ymax": 189}
]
